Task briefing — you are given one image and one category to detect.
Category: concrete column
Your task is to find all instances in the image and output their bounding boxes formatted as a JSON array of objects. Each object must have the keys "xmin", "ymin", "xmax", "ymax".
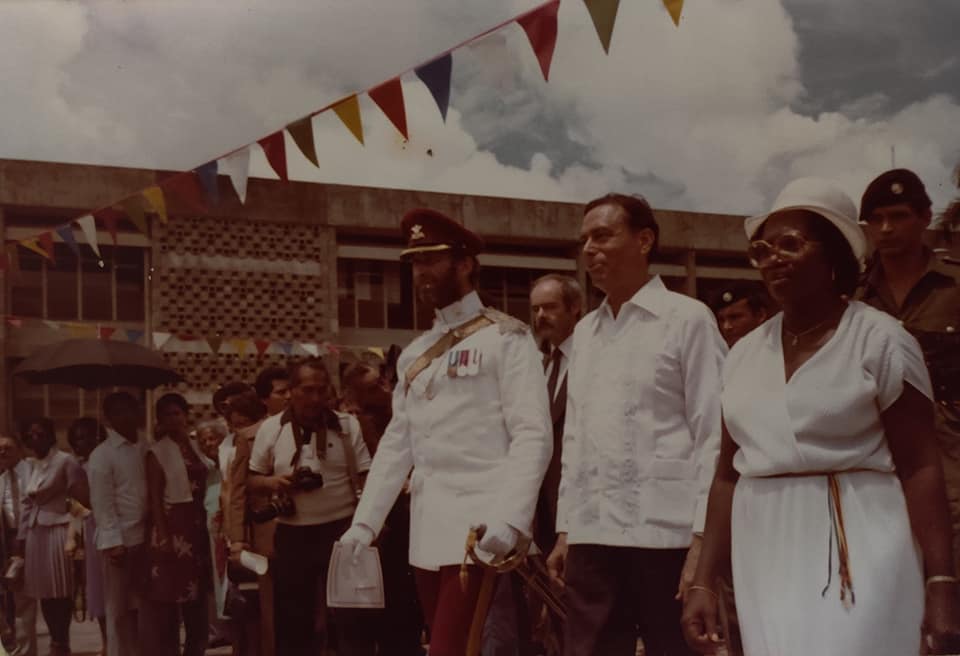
[
  {"xmin": 0, "ymin": 207, "xmax": 8, "ymax": 432},
  {"xmin": 684, "ymin": 249, "xmax": 697, "ymax": 298}
]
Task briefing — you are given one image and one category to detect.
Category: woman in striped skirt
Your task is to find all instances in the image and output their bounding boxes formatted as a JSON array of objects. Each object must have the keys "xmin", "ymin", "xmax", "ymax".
[{"xmin": 20, "ymin": 418, "xmax": 88, "ymax": 656}]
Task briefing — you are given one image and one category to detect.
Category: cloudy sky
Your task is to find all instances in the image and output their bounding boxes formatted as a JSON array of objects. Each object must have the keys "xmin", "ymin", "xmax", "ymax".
[{"xmin": 1, "ymin": 0, "xmax": 958, "ymax": 218}]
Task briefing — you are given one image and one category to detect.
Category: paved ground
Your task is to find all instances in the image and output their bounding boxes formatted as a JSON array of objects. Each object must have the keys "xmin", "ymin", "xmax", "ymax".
[{"xmin": 36, "ymin": 616, "xmax": 232, "ymax": 656}]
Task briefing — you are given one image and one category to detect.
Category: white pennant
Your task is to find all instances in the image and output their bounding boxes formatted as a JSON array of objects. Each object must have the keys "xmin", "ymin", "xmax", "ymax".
[
  {"xmin": 220, "ymin": 148, "xmax": 250, "ymax": 204},
  {"xmin": 153, "ymin": 332, "xmax": 173, "ymax": 350},
  {"xmin": 300, "ymin": 342, "xmax": 319, "ymax": 357},
  {"xmin": 76, "ymin": 214, "xmax": 101, "ymax": 258}
]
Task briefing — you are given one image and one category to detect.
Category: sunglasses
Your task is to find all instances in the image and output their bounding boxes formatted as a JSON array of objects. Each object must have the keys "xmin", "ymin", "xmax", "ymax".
[{"xmin": 747, "ymin": 232, "xmax": 820, "ymax": 268}]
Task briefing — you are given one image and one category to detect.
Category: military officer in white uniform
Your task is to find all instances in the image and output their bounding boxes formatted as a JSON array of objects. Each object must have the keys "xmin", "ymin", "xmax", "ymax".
[{"xmin": 340, "ymin": 208, "xmax": 553, "ymax": 656}]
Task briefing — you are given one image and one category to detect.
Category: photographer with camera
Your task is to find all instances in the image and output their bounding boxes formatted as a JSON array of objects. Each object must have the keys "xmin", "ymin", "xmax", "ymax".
[{"xmin": 247, "ymin": 358, "xmax": 374, "ymax": 656}]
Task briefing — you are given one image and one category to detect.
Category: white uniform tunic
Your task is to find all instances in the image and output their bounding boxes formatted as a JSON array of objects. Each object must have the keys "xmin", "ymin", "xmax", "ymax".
[
  {"xmin": 723, "ymin": 301, "xmax": 931, "ymax": 656},
  {"xmin": 353, "ymin": 291, "xmax": 553, "ymax": 570}
]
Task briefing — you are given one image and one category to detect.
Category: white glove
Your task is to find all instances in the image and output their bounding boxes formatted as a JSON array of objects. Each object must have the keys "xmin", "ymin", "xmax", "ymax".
[
  {"xmin": 339, "ymin": 524, "xmax": 375, "ymax": 563},
  {"xmin": 476, "ymin": 520, "xmax": 519, "ymax": 558}
]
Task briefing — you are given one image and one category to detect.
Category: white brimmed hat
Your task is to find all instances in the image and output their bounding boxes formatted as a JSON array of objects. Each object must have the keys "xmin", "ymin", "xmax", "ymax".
[{"xmin": 744, "ymin": 177, "xmax": 867, "ymax": 269}]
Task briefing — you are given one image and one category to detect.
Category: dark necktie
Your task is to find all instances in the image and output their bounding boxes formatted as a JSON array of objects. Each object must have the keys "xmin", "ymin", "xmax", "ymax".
[{"xmin": 546, "ymin": 348, "xmax": 562, "ymax": 402}]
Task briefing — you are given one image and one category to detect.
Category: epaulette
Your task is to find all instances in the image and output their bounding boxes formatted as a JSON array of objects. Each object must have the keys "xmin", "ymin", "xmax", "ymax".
[{"xmin": 481, "ymin": 307, "xmax": 530, "ymax": 335}]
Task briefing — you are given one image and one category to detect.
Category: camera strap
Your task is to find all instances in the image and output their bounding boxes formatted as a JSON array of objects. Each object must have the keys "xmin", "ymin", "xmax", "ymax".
[{"xmin": 337, "ymin": 416, "xmax": 363, "ymax": 504}]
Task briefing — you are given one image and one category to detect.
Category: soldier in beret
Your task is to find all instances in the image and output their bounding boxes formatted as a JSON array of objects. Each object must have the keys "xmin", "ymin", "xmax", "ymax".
[
  {"xmin": 857, "ymin": 168, "xmax": 960, "ymax": 569},
  {"xmin": 709, "ymin": 281, "xmax": 771, "ymax": 348},
  {"xmin": 339, "ymin": 209, "xmax": 553, "ymax": 656}
]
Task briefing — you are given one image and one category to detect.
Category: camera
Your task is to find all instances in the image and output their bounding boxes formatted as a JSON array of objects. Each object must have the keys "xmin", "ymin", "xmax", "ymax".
[
  {"xmin": 249, "ymin": 494, "xmax": 296, "ymax": 524},
  {"xmin": 290, "ymin": 467, "xmax": 324, "ymax": 491}
]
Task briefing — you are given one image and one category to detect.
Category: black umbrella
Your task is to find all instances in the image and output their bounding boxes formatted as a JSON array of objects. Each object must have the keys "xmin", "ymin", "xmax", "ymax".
[{"xmin": 13, "ymin": 338, "xmax": 183, "ymax": 389}]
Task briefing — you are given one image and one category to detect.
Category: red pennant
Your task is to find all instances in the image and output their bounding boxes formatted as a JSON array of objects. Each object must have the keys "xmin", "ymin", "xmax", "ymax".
[
  {"xmin": 94, "ymin": 207, "xmax": 122, "ymax": 245},
  {"xmin": 98, "ymin": 326, "xmax": 116, "ymax": 340},
  {"xmin": 6, "ymin": 317, "xmax": 23, "ymax": 328},
  {"xmin": 369, "ymin": 78, "xmax": 409, "ymax": 140},
  {"xmin": 164, "ymin": 173, "xmax": 207, "ymax": 214},
  {"xmin": 518, "ymin": 0, "xmax": 560, "ymax": 81},
  {"xmin": 38, "ymin": 232, "xmax": 56, "ymax": 261},
  {"xmin": 258, "ymin": 132, "xmax": 288, "ymax": 181},
  {"xmin": 254, "ymin": 339, "xmax": 271, "ymax": 356}
]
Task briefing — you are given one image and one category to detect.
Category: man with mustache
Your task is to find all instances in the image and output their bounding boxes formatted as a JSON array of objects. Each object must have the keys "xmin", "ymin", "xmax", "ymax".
[
  {"xmin": 547, "ymin": 194, "xmax": 726, "ymax": 656},
  {"xmin": 340, "ymin": 208, "xmax": 552, "ymax": 656},
  {"xmin": 858, "ymin": 168, "xmax": 960, "ymax": 570}
]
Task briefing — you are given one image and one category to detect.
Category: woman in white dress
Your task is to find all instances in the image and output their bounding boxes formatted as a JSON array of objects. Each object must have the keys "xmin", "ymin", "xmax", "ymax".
[{"xmin": 681, "ymin": 178, "xmax": 960, "ymax": 655}]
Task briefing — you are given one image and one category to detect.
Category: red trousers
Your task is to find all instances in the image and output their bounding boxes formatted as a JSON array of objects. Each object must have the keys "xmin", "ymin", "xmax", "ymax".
[{"xmin": 414, "ymin": 565, "xmax": 488, "ymax": 656}]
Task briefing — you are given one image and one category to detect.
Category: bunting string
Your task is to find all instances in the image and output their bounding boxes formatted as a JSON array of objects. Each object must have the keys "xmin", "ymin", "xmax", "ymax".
[
  {"xmin": 4, "ymin": 316, "xmax": 389, "ymax": 361},
  {"xmin": 1, "ymin": 0, "xmax": 683, "ymax": 275}
]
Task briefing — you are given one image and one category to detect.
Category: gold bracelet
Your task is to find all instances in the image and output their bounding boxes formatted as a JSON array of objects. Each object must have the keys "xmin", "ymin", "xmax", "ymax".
[
  {"xmin": 688, "ymin": 584, "xmax": 719, "ymax": 600},
  {"xmin": 925, "ymin": 575, "xmax": 960, "ymax": 588}
]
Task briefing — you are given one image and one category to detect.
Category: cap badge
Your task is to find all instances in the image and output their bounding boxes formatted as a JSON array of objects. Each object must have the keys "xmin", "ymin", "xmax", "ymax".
[
  {"xmin": 891, "ymin": 182, "xmax": 904, "ymax": 195},
  {"xmin": 410, "ymin": 224, "xmax": 425, "ymax": 241},
  {"xmin": 722, "ymin": 292, "xmax": 733, "ymax": 303}
]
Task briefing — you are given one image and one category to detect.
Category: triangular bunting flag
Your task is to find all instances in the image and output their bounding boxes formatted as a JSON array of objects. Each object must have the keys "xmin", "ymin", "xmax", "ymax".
[
  {"xmin": 584, "ymin": 0, "xmax": 621, "ymax": 53},
  {"xmin": 20, "ymin": 237, "xmax": 51, "ymax": 260},
  {"xmin": 121, "ymin": 198, "xmax": 149, "ymax": 235},
  {"xmin": 369, "ymin": 78, "xmax": 409, "ymax": 140},
  {"xmin": 278, "ymin": 341, "xmax": 294, "ymax": 356},
  {"xmin": 415, "ymin": 54, "xmax": 452, "ymax": 122},
  {"xmin": 44, "ymin": 320, "xmax": 61, "ymax": 331},
  {"xmin": 6, "ymin": 317, "xmax": 23, "ymax": 328},
  {"xmin": 325, "ymin": 343, "xmax": 340, "ymax": 355},
  {"xmin": 76, "ymin": 214, "xmax": 101, "ymax": 258},
  {"xmin": 257, "ymin": 132, "xmax": 288, "ymax": 181},
  {"xmin": 153, "ymin": 332, "xmax": 173, "ymax": 349},
  {"xmin": 300, "ymin": 342, "xmax": 319, "ymax": 357},
  {"xmin": 126, "ymin": 329, "xmax": 145, "ymax": 344},
  {"xmin": 518, "ymin": 0, "xmax": 560, "ymax": 81},
  {"xmin": 220, "ymin": 148, "xmax": 250, "ymax": 204},
  {"xmin": 94, "ymin": 207, "xmax": 122, "ymax": 245},
  {"xmin": 233, "ymin": 339, "xmax": 250, "ymax": 356},
  {"xmin": 287, "ymin": 118, "xmax": 319, "ymax": 168},
  {"xmin": 254, "ymin": 339, "xmax": 271, "ymax": 356},
  {"xmin": 663, "ymin": 0, "xmax": 683, "ymax": 26},
  {"xmin": 368, "ymin": 346, "xmax": 385, "ymax": 359},
  {"xmin": 164, "ymin": 173, "xmax": 206, "ymax": 214},
  {"xmin": 68, "ymin": 323, "xmax": 96, "ymax": 339},
  {"xmin": 195, "ymin": 161, "xmax": 220, "ymax": 206},
  {"xmin": 54, "ymin": 224, "xmax": 81, "ymax": 258},
  {"xmin": 143, "ymin": 186, "xmax": 168, "ymax": 224},
  {"xmin": 332, "ymin": 96, "xmax": 365, "ymax": 145},
  {"xmin": 206, "ymin": 336, "xmax": 223, "ymax": 354},
  {"xmin": 98, "ymin": 326, "xmax": 116, "ymax": 340},
  {"xmin": 38, "ymin": 233, "xmax": 55, "ymax": 261}
]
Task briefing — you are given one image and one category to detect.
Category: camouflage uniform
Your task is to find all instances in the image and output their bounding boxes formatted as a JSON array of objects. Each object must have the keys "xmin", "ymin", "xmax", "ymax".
[{"xmin": 860, "ymin": 251, "xmax": 960, "ymax": 565}]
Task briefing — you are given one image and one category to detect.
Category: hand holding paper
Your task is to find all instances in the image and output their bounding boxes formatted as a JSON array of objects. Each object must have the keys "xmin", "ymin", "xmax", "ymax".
[{"xmin": 339, "ymin": 523, "xmax": 375, "ymax": 563}]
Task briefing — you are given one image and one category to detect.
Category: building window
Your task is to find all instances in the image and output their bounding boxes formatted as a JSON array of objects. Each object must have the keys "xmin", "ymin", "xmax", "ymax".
[
  {"xmin": 6, "ymin": 244, "xmax": 146, "ymax": 321},
  {"xmin": 338, "ymin": 257, "xmax": 556, "ymax": 330}
]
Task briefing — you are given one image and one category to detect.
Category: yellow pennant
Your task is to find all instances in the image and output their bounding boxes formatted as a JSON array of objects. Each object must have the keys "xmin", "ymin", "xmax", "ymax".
[
  {"xmin": 663, "ymin": 0, "xmax": 683, "ymax": 26},
  {"xmin": 19, "ymin": 238, "xmax": 51, "ymax": 260},
  {"xmin": 143, "ymin": 186, "xmax": 168, "ymax": 224},
  {"xmin": 332, "ymin": 95, "xmax": 365, "ymax": 145},
  {"xmin": 584, "ymin": 0, "xmax": 620, "ymax": 53},
  {"xmin": 121, "ymin": 198, "xmax": 149, "ymax": 235}
]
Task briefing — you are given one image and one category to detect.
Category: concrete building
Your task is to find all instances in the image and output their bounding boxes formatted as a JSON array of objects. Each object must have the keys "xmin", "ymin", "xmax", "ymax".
[{"xmin": 8, "ymin": 157, "xmax": 949, "ymax": 435}]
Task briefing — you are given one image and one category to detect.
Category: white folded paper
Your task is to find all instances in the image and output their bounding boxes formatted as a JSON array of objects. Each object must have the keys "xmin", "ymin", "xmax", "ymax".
[
  {"xmin": 326, "ymin": 542, "xmax": 385, "ymax": 609},
  {"xmin": 239, "ymin": 550, "xmax": 269, "ymax": 576}
]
